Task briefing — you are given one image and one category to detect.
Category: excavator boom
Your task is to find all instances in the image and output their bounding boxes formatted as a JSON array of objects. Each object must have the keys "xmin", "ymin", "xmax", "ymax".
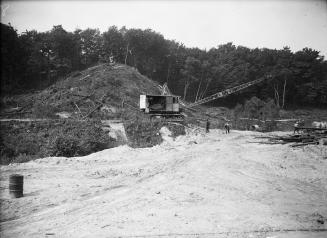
[{"xmin": 187, "ymin": 74, "xmax": 272, "ymax": 108}]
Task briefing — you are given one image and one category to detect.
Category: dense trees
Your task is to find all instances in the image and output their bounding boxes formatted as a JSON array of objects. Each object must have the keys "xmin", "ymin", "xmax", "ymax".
[
  {"xmin": 1, "ymin": 23, "xmax": 327, "ymax": 108},
  {"xmin": 1, "ymin": 24, "xmax": 26, "ymax": 91}
]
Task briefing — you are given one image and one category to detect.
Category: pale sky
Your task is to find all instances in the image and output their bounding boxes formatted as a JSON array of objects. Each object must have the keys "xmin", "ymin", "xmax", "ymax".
[{"xmin": 1, "ymin": 0, "xmax": 327, "ymax": 57}]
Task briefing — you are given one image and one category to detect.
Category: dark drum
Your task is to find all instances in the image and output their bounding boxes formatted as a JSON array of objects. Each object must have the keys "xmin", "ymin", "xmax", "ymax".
[{"xmin": 9, "ymin": 174, "xmax": 24, "ymax": 198}]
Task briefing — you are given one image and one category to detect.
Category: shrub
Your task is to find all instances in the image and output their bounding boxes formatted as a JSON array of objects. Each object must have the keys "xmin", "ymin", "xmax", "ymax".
[
  {"xmin": 124, "ymin": 117, "xmax": 186, "ymax": 148},
  {"xmin": 232, "ymin": 97, "xmax": 280, "ymax": 131},
  {"xmin": 0, "ymin": 96, "xmax": 17, "ymax": 108},
  {"xmin": 51, "ymin": 136, "xmax": 79, "ymax": 157},
  {"xmin": 0, "ymin": 119, "xmax": 116, "ymax": 164},
  {"xmin": 15, "ymin": 136, "xmax": 40, "ymax": 155},
  {"xmin": 235, "ymin": 97, "xmax": 279, "ymax": 121},
  {"xmin": 47, "ymin": 120, "xmax": 115, "ymax": 157},
  {"xmin": 166, "ymin": 123, "xmax": 186, "ymax": 138},
  {"xmin": 32, "ymin": 101, "xmax": 59, "ymax": 118},
  {"xmin": 0, "ymin": 136, "xmax": 14, "ymax": 158},
  {"xmin": 75, "ymin": 123, "xmax": 111, "ymax": 155},
  {"xmin": 11, "ymin": 154, "xmax": 36, "ymax": 163},
  {"xmin": 124, "ymin": 118, "xmax": 163, "ymax": 148}
]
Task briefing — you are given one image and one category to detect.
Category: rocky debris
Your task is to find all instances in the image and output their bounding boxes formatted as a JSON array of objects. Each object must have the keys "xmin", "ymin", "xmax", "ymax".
[{"xmin": 264, "ymin": 130, "xmax": 327, "ymax": 147}]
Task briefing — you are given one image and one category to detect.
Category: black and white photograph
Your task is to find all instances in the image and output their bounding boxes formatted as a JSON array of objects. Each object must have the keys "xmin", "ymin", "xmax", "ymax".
[{"xmin": 0, "ymin": 0, "xmax": 327, "ymax": 237}]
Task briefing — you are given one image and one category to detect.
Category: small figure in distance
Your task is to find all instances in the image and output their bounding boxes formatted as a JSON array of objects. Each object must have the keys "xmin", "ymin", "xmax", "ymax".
[
  {"xmin": 224, "ymin": 122, "xmax": 231, "ymax": 134},
  {"xmin": 206, "ymin": 118, "xmax": 210, "ymax": 133},
  {"xmin": 294, "ymin": 119, "xmax": 304, "ymax": 134},
  {"xmin": 293, "ymin": 121, "xmax": 299, "ymax": 134}
]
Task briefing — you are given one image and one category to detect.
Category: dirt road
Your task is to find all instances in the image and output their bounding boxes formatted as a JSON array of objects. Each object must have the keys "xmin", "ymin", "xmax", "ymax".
[{"xmin": 1, "ymin": 128, "xmax": 326, "ymax": 237}]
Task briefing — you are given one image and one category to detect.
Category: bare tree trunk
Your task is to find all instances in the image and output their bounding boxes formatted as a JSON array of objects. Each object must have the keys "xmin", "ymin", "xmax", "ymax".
[
  {"xmin": 195, "ymin": 71, "xmax": 204, "ymax": 102},
  {"xmin": 166, "ymin": 62, "xmax": 171, "ymax": 84},
  {"xmin": 124, "ymin": 43, "xmax": 129, "ymax": 65},
  {"xmin": 200, "ymin": 79, "xmax": 211, "ymax": 99},
  {"xmin": 195, "ymin": 78, "xmax": 203, "ymax": 102},
  {"xmin": 274, "ymin": 84, "xmax": 280, "ymax": 108},
  {"xmin": 46, "ymin": 55, "xmax": 51, "ymax": 86},
  {"xmin": 183, "ymin": 80, "xmax": 190, "ymax": 100},
  {"xmin": 282, "ymin": 78, "xmax": 287, "ymax": 108},
  {"xmin": 133, "ymin": 53, "xmax": 137, "ymax": 68}
]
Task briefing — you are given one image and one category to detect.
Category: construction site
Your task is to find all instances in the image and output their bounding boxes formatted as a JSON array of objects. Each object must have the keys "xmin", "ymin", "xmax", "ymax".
[
  {"xmin": 0, "ymin": 62, "xmax": 326, "ymax": 238},
  {"xmin": 1, "ymin": 1, "xmax": 327, "ymax": 236}
]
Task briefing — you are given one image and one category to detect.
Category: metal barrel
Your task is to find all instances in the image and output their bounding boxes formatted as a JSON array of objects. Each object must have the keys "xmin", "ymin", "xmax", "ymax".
[{"xmin": 9, "ymin": 174, "xmax": 24, "ymax": 198}]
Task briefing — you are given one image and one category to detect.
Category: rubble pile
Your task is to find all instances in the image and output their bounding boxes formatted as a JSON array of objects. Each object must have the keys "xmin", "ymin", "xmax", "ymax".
[{"xmin": 266, "ymin": 129, "xmax": 327, "ymax": 147}]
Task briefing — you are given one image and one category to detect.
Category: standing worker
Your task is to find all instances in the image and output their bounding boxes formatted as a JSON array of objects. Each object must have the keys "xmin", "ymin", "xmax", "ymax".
[
  {"xmin": 206, "ymin": 118, "xmax": 210, "ymax": 133},
  {"xmin": 294, "ymin": 119, "xmax": 304, "ymax": 133},
  {"xmin": 293, "ymin": 121, "xmax": 299, "ymax": 134},
  {"xmin": 224, "ymin": 122, "xmax": 231, "ymax": 134}
]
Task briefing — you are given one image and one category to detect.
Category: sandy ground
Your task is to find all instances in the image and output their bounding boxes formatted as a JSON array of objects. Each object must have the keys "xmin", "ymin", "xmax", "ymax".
[{"xmin": 1, "ymin": 127, "xmax": 327, "ymax": 238}]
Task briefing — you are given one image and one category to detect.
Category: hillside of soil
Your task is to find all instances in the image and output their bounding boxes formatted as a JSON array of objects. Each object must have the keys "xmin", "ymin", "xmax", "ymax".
[{"xmin": 1, "ymin": 63, "xmax": 161, "ymax": 119}]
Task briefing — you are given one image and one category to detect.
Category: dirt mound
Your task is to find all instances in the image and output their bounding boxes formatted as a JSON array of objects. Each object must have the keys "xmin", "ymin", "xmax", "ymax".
[{"xmin": 7, "ymin": 64, "xmax": 161, "ymax": 119}]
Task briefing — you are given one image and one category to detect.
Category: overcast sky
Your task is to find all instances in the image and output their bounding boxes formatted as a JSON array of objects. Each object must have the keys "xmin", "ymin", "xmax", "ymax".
[{"xmin": 1, "ymin": 0, "xmax": 327, "ymax": 57}]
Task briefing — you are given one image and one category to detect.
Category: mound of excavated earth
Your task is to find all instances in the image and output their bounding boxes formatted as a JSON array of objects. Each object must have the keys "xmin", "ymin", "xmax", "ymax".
[
  {"xmin": 1, "ymin": 129, "xmax": 327, "ymax": 238},
  {"xmin": 9, "ymin": 63, "xmax": 161, "ymax": 119}
]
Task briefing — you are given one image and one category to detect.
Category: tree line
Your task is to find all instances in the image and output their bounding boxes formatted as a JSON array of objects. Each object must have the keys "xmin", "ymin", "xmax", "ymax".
[{"xmin": 1, "ymin": 23, "xmax": 327, "ymax": 108}]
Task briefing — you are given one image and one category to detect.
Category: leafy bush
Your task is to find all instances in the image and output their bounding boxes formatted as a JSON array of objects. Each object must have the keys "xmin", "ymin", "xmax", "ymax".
[
  {"xmin": 232, "ymin": 97, "xmax": 280, "ymax": 131},
  {"xmin": 15, "ymin": 135, "xmax": 40, "ymax": 155},
  {"xmin": 47, "ymin": 120, "xmax": 114, "ymax": 157},
  {"xmin": 0, "ymin": 119, "xmax": 116, "ymax": 164},
  {"xmin": 124, "ymin": 118, "xmax": 163, "ymax": 148},
  {"xmin": 32, "ymin": 101, "xmax": 59, "ymax": 118},
  {"xmin": 166, "ymin": 123, "xmax": 186, "ymax": 138},
  {"xmin": 51, "ymin": 136, "xmax": 79, "ymax": 157},
  {"xmin": 11, "ymin": 154, "xmax": 37, "ymax": 163},
  {"xmin": 124, "ymin": 117, "xmax": 185, "ymax": 148},
  {"xmin": 0, "ymin": 96, "xmax": 18, "ymax": 108}
]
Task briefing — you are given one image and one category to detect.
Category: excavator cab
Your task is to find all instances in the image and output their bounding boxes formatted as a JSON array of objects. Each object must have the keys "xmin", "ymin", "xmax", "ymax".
[{"xmin": 140, "ymin": 94, "xmax": 183, "ymax": 119}]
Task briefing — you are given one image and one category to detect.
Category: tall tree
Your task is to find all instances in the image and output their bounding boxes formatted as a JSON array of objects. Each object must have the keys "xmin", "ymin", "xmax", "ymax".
[
  {"xmin": 102, "ymin": 26, "xmax": 125, "ymax": 63},
  {"xmin": 1, "ymin": 23, "xmax": 25, "ymax": 93},
  {"xmin": 77, "ymin": 28, "xmax": 101, "ymax": 67}
]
